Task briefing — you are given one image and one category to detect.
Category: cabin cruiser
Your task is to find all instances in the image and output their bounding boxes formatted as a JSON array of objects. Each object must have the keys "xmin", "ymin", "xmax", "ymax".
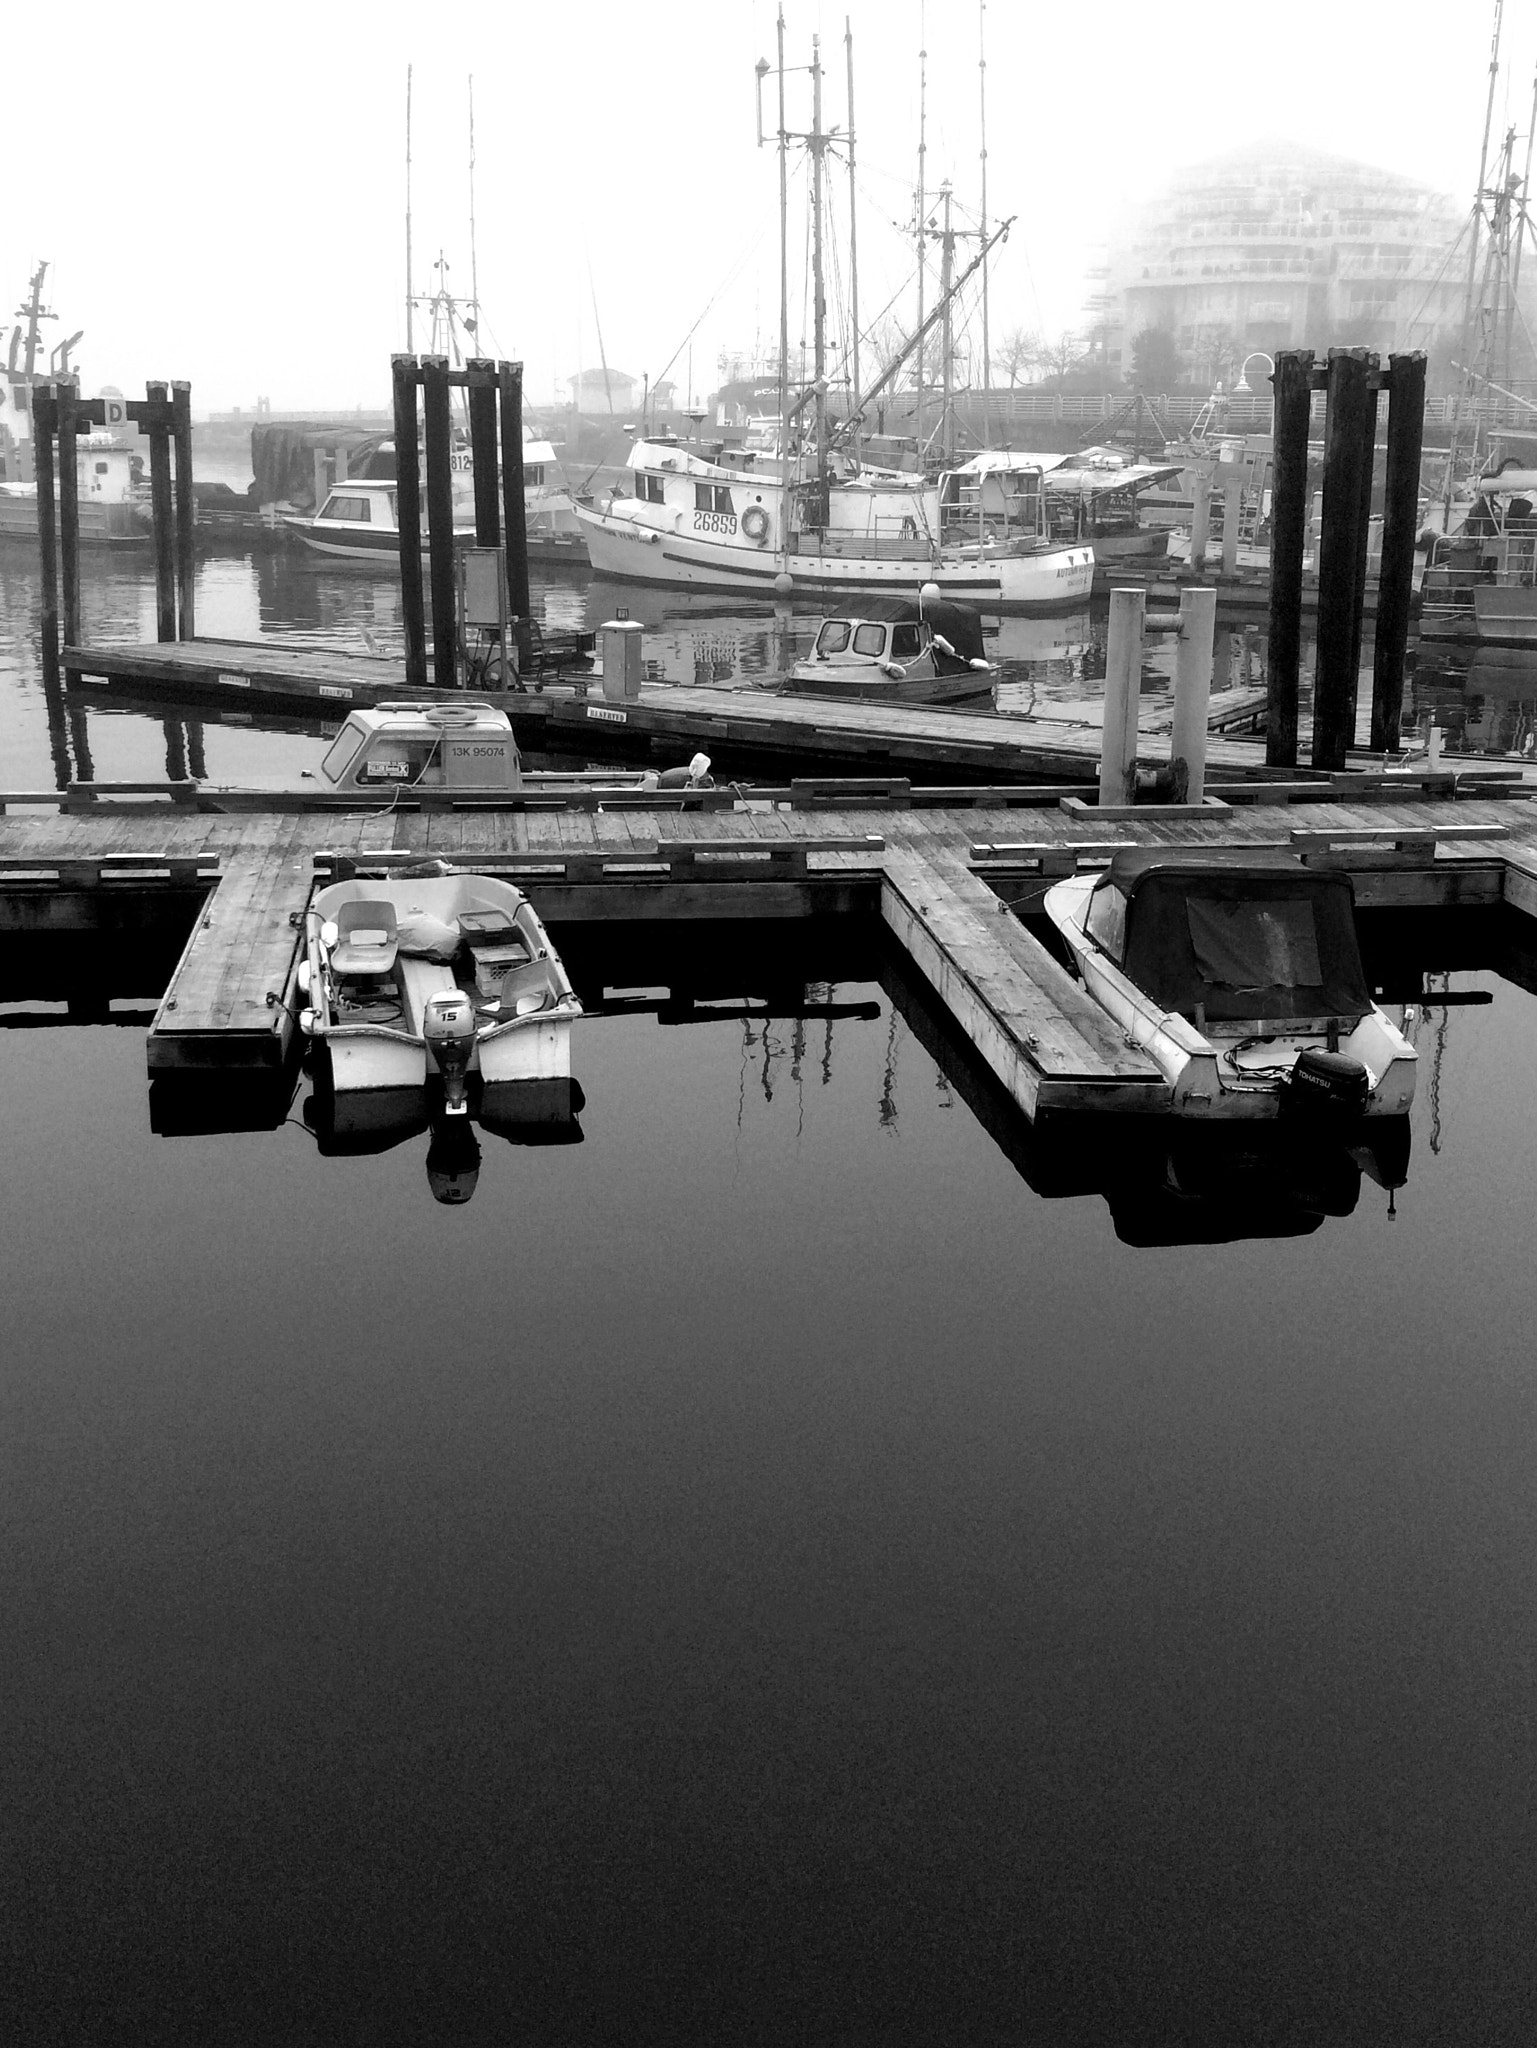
[
  {"xmin": 301, "ymin": 870, "xmax": 580, "ymax": 1112},
  {"xmin": 785, "ymin": 595, "xmax": 993, "ymax": 706},
  {"xmin": 574, "ymin": 438, "xmax": 1093, "ymax": 609},
  {"xmin": 1044, "ymin": 849, "xmax": 1417, "ymax": 1120},
  {"xmin": 286, "ymin": 436, "xmax": 585, "ymax": 565}
]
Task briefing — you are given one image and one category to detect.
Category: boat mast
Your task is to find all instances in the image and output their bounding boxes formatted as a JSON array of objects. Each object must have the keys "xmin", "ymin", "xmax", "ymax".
[
  {"xmin": 845, "ymin": 17, "xmax": 860, "ymax": 426},
  {"xmin": 777, "ymin": 7, "xmax": 791, "ymax": 564},
  {"xmin": 405, "ymin": 67, "xmax": 415, "ymax": 352},
  {"xmin": 1511, "ymin": 55, "xmax": 1537, "ymax": 317},
  {"xmin": 978, "ymin": 0, "xmax": 990, "ymax": 436},
  {"xmin": 1462, "ymin": 0, "xmax": 1503, "ymax": 370},
  {"xmin": 810, "ymin": 36, "xmax": 828, "ymax": 489},
  {"xmin": 938, "ymin": 185, "xmax": 955, "ymax": 463},
  {"xmin": 915, "ymin": 14, "xmax": 927, "ymax": 455},
  {"xmin": 468, "ymin": 74, "xmax": 481, "ymax": 347},
  {"xmin": 17, "ymin": 261, "xmax": 52, "ymax": 382}
]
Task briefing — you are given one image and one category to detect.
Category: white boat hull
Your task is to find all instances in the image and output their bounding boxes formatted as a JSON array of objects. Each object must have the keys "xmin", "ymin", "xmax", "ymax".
[
  {"xmin": 324, "ymin": 1013, "xmax": 573, "ymax": 1093},
  {"xmin": 574, "ymin": 505, "xmax": 1093, "ymax": 610}
]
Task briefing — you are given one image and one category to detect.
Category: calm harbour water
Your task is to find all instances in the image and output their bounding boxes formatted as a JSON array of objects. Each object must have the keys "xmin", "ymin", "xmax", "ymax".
[{"xmin": 3, "ymin": 547, "xmax": 1537, "ymax": 2039}]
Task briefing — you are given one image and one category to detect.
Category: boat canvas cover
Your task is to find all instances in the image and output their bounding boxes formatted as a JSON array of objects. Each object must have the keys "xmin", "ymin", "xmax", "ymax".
[
  {"xmin": 252, "ymin": 422, "xmax": 393, "ymax": 510},
  {"xmin": 830, "ymin": 594, "xmax": 986, "ymax": 667},
  {"xmin": 1092, "ymin": 850, "xmax": 1371, "ymax": 1024}
]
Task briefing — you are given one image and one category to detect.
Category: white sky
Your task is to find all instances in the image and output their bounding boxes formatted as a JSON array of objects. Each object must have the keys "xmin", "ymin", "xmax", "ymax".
[{"xmin": 8, "ymin": 0, "xmax": 1532, "ymax": 411}]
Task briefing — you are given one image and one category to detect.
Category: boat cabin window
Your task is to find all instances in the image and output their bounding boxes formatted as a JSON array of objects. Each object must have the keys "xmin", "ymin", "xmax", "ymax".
[
  {"xmin": 1185, "ymin": 896, "xmax": 1322, "ymax": 996},
  {"xmin": 1086, "ymin": 883, "xmax": 1127, "ymax": 962},
  {"xmin": 320, "ymin": 493, "xmax": 372, "ymax": 523},
  {"xmin": 853, "ymin": 623, "xmax": 887, "ymax": 656},
  {"xmin": 320, "ymin": 718, "xmax": 370, "ymax": 783},
  {"xmin": 634, "ymin": 473, "xmax": 666, "ymax": 504},
  {"xmin": 890, "ymin": 623, "xmax": 923, "ymax": 659},
  {"xmin": 815, "ymin": 621, "xmax": 853, "ymax": 655},
  {"xmin": 526, "ymin": 464, "xmax": 545, "ymax": 486},
  {"xmin": 694, "ymin": 482, "xmax": 734, "ymax": 515}
]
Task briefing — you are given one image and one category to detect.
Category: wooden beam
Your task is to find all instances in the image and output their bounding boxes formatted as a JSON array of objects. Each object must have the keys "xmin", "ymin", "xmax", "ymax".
[
  {"xmin": 1266, "ymin": 348, "xmax": 1313, "ymax": 767},
  {"xmin": 1371, "ymin": 352, "xmax": 1427, "ymax": 752},
  {"xmin": 420, "ymin": 356, "xmax": 458, "ymax": 692},
  {"xmin": 391, "ymin": 354, "xmax": 428, "ymax": 691},
  {"xmin": 171, "ymin": 382, "xmax": 196, "ymax": 639},
  {"xmin": 145, "ymin": 380, "xmax": 177, "ymax": 644}
]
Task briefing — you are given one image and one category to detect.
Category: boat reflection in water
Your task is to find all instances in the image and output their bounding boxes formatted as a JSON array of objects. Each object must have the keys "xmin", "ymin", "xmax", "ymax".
[
  {"xmin": 882, "ymin": 949, "xmax": 1413, "ymax": 1246},
  {"xmin": 304, "ymin": 1074, "xmax": 585, "ymax": 1206}
]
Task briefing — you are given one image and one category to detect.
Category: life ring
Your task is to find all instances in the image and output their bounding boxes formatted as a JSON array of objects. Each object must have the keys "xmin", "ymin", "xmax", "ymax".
[{"xmin": 741, "ymin": 505, "xmax": 771, "ymax": 546}]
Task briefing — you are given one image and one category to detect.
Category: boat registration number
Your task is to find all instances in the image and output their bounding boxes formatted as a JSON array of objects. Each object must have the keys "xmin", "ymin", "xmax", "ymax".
[
  {"xmin": 587, "ymin": 705, "xmax": 628, "ymax": 723},
  {"xmin": 692, "ymin": 511, "xmax": 737, "ymax": 536}
]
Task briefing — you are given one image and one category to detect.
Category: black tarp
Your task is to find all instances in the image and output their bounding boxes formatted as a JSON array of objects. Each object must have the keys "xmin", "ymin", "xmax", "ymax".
[
  {"xmin": 251, "ymin": 423, "xmax": 395, "ymax": 510},
  {"xmin": 1089, "ymin": 850, "xmax": 1371, "ymax": 1024}
]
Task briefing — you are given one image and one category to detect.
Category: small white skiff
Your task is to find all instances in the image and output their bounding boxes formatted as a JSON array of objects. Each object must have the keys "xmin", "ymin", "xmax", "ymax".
[
  {"xmin": 301, "ymin": 870, "xmax": 580, "ymax": 1112},
  {"xmin": 1044, "ymin": 849, "xmax": 1417, "ymax": 1120}
]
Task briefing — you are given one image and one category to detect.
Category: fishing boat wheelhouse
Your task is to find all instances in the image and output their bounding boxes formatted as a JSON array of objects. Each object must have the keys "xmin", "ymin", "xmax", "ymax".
[{"xmin": 786, "ymin": 595, "xmax": 993, "ymax": 704}]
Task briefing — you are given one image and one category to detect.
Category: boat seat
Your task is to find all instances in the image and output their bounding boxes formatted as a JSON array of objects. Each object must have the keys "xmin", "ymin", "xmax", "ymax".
[
  {"xmin": 330, "ymin": 899, "xmax": 400, "ymax": 976},
  {"xmin": 490, "ymin": 959, "xmax": 554, "ymax": 1017}
]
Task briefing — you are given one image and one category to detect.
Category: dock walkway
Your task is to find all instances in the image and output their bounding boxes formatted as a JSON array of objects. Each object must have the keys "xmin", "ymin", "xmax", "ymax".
[
  {"xmin": 2, "ymin": 794, "xmax": 1529, "ymax": 1113},
  {"xmin": 66, "ymin": 634, "xmax": 1282, "ymax": 785}
]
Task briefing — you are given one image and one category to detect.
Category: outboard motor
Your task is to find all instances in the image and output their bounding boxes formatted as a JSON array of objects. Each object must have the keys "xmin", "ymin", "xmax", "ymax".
[
  {"xmin": 1283, "ymin": 1047, "xmax": 1371, "ymax": 1118},
  {"xmin": 422, "ymin": 989, "xmax": 477, "ymax": 1115},
  {"xmin": 657, "ymin": 751, "xmax": 713, "ymax": 790}
]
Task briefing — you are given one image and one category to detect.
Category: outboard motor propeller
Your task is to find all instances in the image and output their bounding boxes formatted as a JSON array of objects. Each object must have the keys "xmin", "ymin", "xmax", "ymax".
[
  {"xmin": 425, "ymin": 1119, "xmax": 481, "ymax": 1205},
  {"xmin": 423, "ymin": 989, "xmax": 477, "ymax": 1115}
]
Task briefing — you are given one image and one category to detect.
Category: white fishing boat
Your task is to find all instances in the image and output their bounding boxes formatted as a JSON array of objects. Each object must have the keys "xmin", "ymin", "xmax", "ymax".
[
  {"xmin": 575, "ymin": 438, "xmax": 1092, "ymax": 608},
  {"xmin": 285, "ymin": 436, "xmax": 584, "ymax": 565},
  {"xmin": 301, "ymin": 870, "xmax": 580, "ymax": 1111},
  {"xmin": 784, "ymin": 594, "xmax": 993, "ymax": 705},
  {"xmin": 1044, "ymin": 849, "xmax": 1417, "ymax": 1120},
  {"xmin": 1420, "ymin": 467, "xmax": 1537, "ymax": 645}
]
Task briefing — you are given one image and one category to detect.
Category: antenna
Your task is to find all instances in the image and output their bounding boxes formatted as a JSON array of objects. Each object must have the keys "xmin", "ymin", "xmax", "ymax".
[
  {"xmin": 405, "ymin": 66, "xmax": 415, "ymax": 351},
  {"xmin": 846, "ymin": 16, "xmax": 860, "ymax": 419},
  {"xmin": 979, "ymin": 1, "xmax": 990, "ymax": 411},
  {"xmin": 468, "ymin": 75, "xmax": 481, "ymax": 342},
  {"xmin": 915, "ymin": 10, "xmax": 928, "ymax": 453}
]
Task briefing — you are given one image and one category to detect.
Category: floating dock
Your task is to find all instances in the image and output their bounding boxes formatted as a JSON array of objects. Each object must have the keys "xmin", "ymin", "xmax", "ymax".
[
  {"xmin": 3, "ymin": 789, "xmax": 1531, "ymax": 1118},
  {"xmin": 66, "ymin": 633, "xmax": 1325, "ymax": 786}
]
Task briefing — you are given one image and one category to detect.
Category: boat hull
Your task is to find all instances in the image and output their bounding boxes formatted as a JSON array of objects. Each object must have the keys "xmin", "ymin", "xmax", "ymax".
[
  {"xmin": 574, "ymin": 506, "xmax": 1093, "ymax": 611},
  {"xmin": 323, "ymin": 1014, "xmax": 574, "ymax": 1093}
]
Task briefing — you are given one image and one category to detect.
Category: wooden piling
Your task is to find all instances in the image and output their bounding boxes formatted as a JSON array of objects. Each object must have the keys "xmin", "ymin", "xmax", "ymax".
[
  {"xmin": 466, "ymin": 358, "xmax": 500, "ymax": 547},
  {"xmin": 58, "ymin": 380, "xmax": 83, "ymax": 648},
  {"xmin": 1266, "ymin": 349, "xmax": 1313, "ymax": 769},
  {"xmin": 1189, "ymin": 472, "xmax": 1211, "ymax": 574},
  {"xmin": 172, "ymin": 382, "xmax": 196, "ymax": 640},
  {"xmin": 1220, "ymin": 476, "xmax": 1242, "ymax": 577},
  {"xmin": 498, "ymin": 360, "xmax": 532, "ymax": 668},
  {"xmin": 146, "ymin": 381, "xmax": 177, "ymax": 645},
  {"xmin": 421, "ymin": 356, "xmax": 458, "ymax": 692},
  {"xmin": 1372, "ymin": 351, "xmax": 1427, "ymax": 754},
  {"xmin": 391, "ymin": 355, "xmax": 428, "ymax": 692},
  {"xmin": 1169, "ymin": 585, "xmax": 1217, "ymax": 803},
  {"xmin": 1347, "ymin": 362, "xmax": 1381, "ymax": 708},
  {"xmin": 1312, "ymin": 349, "xmax": 1374, "ymax": 771},
  {"xmin": 1099, "ymin": 587, "xmax": 1145, "ymax": 807}
]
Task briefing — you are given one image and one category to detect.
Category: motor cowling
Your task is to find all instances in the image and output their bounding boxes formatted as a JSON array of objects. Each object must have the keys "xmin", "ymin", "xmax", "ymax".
[
  {"xmin": 423, "ymin": 989, "xmax": 477, "ymax": 1114},
  {"xmin": 1283, "ymin": 1047, "xmax": 1370, "ymax": 1117}
]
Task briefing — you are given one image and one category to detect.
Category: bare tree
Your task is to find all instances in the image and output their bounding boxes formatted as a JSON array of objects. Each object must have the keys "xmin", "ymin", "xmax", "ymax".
[
  {"xmin": 998, "ymin": 324, "xmax": 1042, "ymax": 387},
  {"xmin": 1043, "ymin": 330, "xmax": 1082, "ymax": 392}
]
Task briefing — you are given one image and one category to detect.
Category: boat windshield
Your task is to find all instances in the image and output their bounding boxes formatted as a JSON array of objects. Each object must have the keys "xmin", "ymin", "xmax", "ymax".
[
  {"xmin": 816, "ymin": 621, "xmax": 853, "ymax": 654},
  {"xmin": 318, "ymin": 493, "xmax": 373, "ymax": 523},
  {"xmin": 320, "ymin": 719, "xmax": 370, "ymax": 783},
  {"xmin": 852, "ymin": 624, "xmax": 887, "ymax": 656}
]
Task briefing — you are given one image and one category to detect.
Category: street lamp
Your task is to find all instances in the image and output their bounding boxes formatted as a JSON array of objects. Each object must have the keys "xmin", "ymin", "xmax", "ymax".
[{"xmin": 1234, "ymin": 351, "xmax": 1275, "ymax": 394}]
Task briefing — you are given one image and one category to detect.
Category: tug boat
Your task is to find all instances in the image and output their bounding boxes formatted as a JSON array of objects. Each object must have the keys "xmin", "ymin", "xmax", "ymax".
[
  {"xmin": 1043, "ymin": 849, "xmax": 1417, "ymax": 1119},
  {"xmin": 784, "ymin": 595, "xmax": 993, "ymax": 706},
  {"xmin": 301, "ymin": 869, "xmax": 580, "ymax": 1113}
]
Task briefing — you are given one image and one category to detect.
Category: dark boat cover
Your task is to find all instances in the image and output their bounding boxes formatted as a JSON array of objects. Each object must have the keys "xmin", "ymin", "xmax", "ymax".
[
  {"xmin": 1085, "ymin": 849, "xmax": 1372, "ymax": 1024},
  {"xmin": 251, "ymin": 423, "xmax": 395, "ymax": 510}
]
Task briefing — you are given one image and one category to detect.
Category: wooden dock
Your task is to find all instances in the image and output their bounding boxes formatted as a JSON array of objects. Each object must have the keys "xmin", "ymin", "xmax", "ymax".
[
  {"xmin": 3, "ymin": 789, "xmax": 1531, "ymax": 1115},
  {"xmin": 65, "ymin": 633, "xmax": 1293, "ymax": 786}
]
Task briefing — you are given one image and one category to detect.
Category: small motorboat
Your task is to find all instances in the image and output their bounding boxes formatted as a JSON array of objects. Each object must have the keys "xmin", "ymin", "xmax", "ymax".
[
  {"xmin": 313, "ymin": 700, "xmax": 711, "ymax": 799},
  {"xmin": 1043, "ymin": 848, "xmax": 1417, "ymax": 1119},
  {"xmin": 783, "ymin": 595, "xmax": 994, "ymax": 706},
  {"xmin": 300, "ymin": 869, "xmax": 581, "ymax": 1114}
]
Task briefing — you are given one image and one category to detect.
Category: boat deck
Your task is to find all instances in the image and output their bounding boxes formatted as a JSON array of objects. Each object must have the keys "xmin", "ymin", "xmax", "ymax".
[{"xmin": 3, "ymin": 790, "xmax": 1531, "ymax": 1112}]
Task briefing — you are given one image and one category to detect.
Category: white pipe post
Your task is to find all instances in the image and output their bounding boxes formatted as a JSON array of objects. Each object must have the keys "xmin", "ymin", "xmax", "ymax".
[
  {"xmin": 1190, "ymin": 471, "xmax": 1211, "ymax": 572},
  {"xmin": 1221, "ymin": 477, "xmax": 1242, "ymax": 576},
  {"xmin": 1169, "ymin": 585, "xmax": 1217, "ymax": 804},
  {"xmin": 1100, "ymin": 586, "xmax": 1145, "ymax": 808}
]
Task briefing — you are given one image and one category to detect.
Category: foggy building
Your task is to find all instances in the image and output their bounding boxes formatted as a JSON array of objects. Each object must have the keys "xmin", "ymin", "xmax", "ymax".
[{"xmin": 1108, "ymin": 140, "xmax": 1469, "ymax": 382}]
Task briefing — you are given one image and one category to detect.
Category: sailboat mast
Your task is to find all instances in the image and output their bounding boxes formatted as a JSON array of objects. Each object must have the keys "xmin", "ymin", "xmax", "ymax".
[
  {"xmin": 811, "ymin": 35, "xmax": 827, "ymax": 479},
  {"xmin": 777, "ymin": 5, "xmax": 790, "ymax": 545},
  {"xmin": 845, "ymin": 18, "xmax": 860, "ymax": 421},
  {"xmin": 979, "ymin": 0, "xmax": 990, "ymax": 405},
  {"xmin": 1462, "ymin": 0, "xmax": 1504, "ymax": 366},
  {"xmin": 1514, "ymin": 57, "xmax": 1537, "ymax": 314},
  {"xmin": 915, "ymin": 14, "xmax": 927, "ymax": 454},
  {"xmin": 405, "ymin": 67, "xmax": 415, "ymax": 352},
  {"xmin": 939, "ymin": 185, "xmax": 955, "ymax": 463},
  {"xmin": 468, "ymin": 75, "xmax": 481, "ymax": 341}
]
